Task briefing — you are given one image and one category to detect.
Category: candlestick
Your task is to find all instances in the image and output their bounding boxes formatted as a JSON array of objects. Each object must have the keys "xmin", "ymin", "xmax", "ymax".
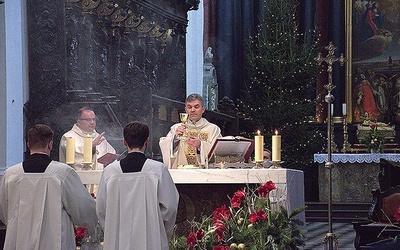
[
  {"xmin": 342, "ymin": 103, "xmax": 346, "ymax": 116},
  {"xmin": 83, "ymin": 137, "xmax": 93, "ymax": 164},
  {"xmin": 272, "ymin": 130, "xmax": 281, "ymax": 162},
  {"xmin": 254, "ymin": 130, "xmax": 264, "ymax": 162},
  {"xmin": 65, "ymin": 137, "xmax": 75, "ymax": 164},
  {"xmin": 341, "ymin": 115, "xmax": 351, "ymax": 153}
]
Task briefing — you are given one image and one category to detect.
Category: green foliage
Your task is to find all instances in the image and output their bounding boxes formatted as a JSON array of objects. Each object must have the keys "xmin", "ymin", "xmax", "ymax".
[
  {"xmin": 238, "ymin": 0, "xmax": 324, "ymax": 168},
  {"xmin": 360, "ymin": 124, "xmax": 385, "ymax": 152},
  {"xmin": 169, "ymin": 181, "xmax": 306, "ymax": 250}
]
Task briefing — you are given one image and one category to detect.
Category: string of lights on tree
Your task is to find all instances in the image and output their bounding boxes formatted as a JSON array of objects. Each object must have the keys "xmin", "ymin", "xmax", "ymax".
[{"xmin": 238, "ymin": 0, "xmax": 325, "ymax": 168}]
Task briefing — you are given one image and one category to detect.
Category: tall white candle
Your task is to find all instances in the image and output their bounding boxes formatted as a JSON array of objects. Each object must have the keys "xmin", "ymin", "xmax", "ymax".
[
  {"xmin": 254, "ymin": 130, "xmax": 264, "ymax": 162},
  {"xmin": 342, "ymin": 103, "xmax": 347, "ymax": 116},
  {"xmin": 65, "ymin": 137, "xmax": 75, "ymax": 164},
  {"xmin": 272, "ymin": 130, "xmax": 281, "ymax": 162},
  {"xmin": 83, "ymin": 137, "xmax": 93, "ymax": 164}
]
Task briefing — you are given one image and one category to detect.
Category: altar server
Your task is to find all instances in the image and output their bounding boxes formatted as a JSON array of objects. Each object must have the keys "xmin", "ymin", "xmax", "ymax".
[
  {"xmin": 159, "ymin": 93, "xmax": 222, "ymax": 168},
  {"xmin": 0, "ymin": 124, "xmax": 97, "ymax": 250},
  {"xmin": 59, "ymin": 106, "xmax": 116, "ymax": 170},
  {"xmin": 96, "ymin": 121, "xmax": 179, "ymax": 250}
]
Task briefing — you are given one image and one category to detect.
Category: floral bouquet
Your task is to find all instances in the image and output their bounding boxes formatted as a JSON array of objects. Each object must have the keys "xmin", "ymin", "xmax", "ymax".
[
  {"xmin": 360, "ymin": 124, "xmax": 385, "ymax": 153},
  {"xmin": 170, "ymin": 180, "xmax": 306, "ymax": 249}
]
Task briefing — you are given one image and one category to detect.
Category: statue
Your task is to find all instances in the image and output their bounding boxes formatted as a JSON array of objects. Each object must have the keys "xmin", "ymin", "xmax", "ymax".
[{"xmin": 203, "ymin": 47, "xmax": 218, "ymax": 110}]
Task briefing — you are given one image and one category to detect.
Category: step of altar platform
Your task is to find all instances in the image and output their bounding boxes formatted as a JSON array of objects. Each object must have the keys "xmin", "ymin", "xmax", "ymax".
[{"xmin": 305, "ymin": 202, "xmax": 371, "ymax": 222}]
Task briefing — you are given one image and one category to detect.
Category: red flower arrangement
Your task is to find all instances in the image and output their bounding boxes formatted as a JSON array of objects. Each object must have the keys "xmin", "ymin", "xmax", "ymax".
[
  {"xmin": 74, "ymin": 226, "xmax": 88, "ymax": 247},
  {"xmin": 170, "ymin": 180, "xmax": 306, "ymax": 249}
]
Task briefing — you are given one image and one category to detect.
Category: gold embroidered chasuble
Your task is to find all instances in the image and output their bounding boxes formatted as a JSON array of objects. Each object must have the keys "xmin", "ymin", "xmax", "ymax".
[{"xmin": 159, "ymin": 118, "xmax": 222, "ymax": 168}]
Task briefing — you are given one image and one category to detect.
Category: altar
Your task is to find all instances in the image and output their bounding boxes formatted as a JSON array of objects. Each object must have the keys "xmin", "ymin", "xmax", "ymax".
[
  {"xmin": 77, "ymin": 168, "xmax": 305, "ymax": 235},
  {"xmin": 314, "ymin": 153, "xmax": 400, "ymax": 203}
]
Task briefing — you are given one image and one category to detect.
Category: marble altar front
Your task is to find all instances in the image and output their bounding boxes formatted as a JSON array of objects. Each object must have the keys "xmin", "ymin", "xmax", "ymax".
[
  {"xmin": 314, "ymin": 153, "xmax": 400, "ymax": 203},
  {"xmin": 77, "ymin": 168, "xmax": 305, "ymax": 235}
]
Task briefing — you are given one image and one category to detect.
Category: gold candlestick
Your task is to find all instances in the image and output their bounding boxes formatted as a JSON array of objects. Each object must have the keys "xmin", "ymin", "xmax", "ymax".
[
  {"xmin": 326, "ymin": 119, "xmax": 339, "ymax": 153},
  {"xmin": 341, "ymin": 115, "xmax": 351, "ymax": 153}
]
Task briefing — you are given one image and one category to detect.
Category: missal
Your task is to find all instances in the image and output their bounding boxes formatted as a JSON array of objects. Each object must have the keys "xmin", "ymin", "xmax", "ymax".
[
  {"xmin": 208, "ymin": 136, "xmax": 254, "ymax": 163},
  {"xmin": 97, "ymin": 152, "xmax": 120, "ymax": 167}
]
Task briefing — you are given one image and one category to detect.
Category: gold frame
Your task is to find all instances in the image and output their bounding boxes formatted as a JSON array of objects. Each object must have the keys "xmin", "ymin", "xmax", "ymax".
[
  {"xmin": 345, "ymin": 0, "xmax": 400, "ymax": 124},
  {"xmin": 345, "ymin": 0, "xmax": 353, "ymax": 123}
]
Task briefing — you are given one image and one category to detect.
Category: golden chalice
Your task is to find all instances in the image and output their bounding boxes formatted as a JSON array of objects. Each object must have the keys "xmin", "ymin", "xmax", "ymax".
[{"xmin": 179, "ymin": 113, "xmax": 189, "ymax": 140}]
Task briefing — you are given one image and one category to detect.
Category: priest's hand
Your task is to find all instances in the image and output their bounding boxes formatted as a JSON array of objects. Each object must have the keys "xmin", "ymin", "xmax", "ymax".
[
  {"xmin": 175, "ymin": 125, "xmax": 186, "ymax": 138},
  {"xmin": 186, "ymin": 136, "xmax": 201, "ymax": 149},
  {"xmin": 93, "ymin": 132, "xmax": 106, "ymax": 146}
]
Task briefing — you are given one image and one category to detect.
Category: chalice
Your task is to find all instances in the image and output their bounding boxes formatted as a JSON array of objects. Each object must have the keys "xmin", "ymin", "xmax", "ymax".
[{"xmin": 179, "ymin": 113, "xmax": 189, "ymax": 140}]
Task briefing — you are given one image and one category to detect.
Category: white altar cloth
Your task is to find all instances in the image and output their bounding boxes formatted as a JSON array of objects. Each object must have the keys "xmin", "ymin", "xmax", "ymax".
[
  {"xmin": 314, "ymin": 153, "xmax": 400, "ymax": 164},
  {"xmin": 76, "ymin": 168, "xmax": 305, "ymax": 222}
]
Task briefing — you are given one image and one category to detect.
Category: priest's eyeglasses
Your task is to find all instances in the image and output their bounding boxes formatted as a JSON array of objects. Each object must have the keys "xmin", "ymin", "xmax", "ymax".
[{"xmin": 79, "ymin": 118, "xmax": 97, "ymax": 122}]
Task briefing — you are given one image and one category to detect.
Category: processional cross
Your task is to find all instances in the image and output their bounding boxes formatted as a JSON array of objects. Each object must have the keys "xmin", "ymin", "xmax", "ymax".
[{"xmin": 315, "ymin": 42, "xmax": 346, "ymax": 250}]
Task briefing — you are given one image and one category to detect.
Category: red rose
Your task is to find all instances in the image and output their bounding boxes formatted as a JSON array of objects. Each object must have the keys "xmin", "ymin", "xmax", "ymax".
[
  {"xmin": 196, "ymin": 228, "xmax": 204, "ymax": 240},
  {"xmin": 230, "ymin": 190, "xmax": 246, "ymax": 208},
  {"xmin": 248, "ymin": 210, "xmax": 267, "ymax": 223},
  {"xmin": 249, "ymin": 212, "xmax": 259, "ymax": 223},
  {"xmin": 394, "ymin": 206, "xmax": 400, "ymax": 223},
  {"xmin": 212, "ymin": 221, "xmax": 226, "ymax": 242},
  {"xmin": 258, "ymin": 180, "xmax": 276, "ymax": 198},
  {"xmin": 187, "ymin": 232, "xmax": 197, "ymax": 248},
  {"xmin": 213, "ymin": 246, "xmax": 230, "ymax": 250},
  {"xmin": 213, "ymin": 205, "xmax": 231, "ymax": 221}
]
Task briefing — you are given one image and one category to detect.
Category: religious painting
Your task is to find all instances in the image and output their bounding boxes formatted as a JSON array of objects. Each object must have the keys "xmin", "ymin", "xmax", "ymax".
[{"xmin": 346, "ymin": 0, "xmax": 400, "ymax": 124}]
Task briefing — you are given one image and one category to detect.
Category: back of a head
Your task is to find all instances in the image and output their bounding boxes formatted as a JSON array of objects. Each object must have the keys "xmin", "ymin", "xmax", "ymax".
[
  {"xmin": 27, "ymin": 124, "xmax": 54, "ymax": 150},
  {"xmin": 123, "ymin": 121, "xmax": 149, "ymax": 149}
]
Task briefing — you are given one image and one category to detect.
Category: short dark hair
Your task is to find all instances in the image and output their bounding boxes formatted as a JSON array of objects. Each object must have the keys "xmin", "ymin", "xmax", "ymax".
[
  {"xmin": 27, "ymin": 124, "xmax": 54, "ymax": 149},
  {"xmin": 76, "ymin": 106, "xmax": 94, "ymax": 119},
  {"xmin": 186, "ymin": 93, "xmax": 204, "ymax": 106},
  {"xmin": 123, "ymin": 122, "xmax": 149, "ymax": 149}
]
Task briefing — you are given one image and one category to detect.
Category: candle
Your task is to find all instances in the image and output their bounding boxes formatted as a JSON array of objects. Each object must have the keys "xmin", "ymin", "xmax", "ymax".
[
  {"xmin": 254, "ymin": 130, "xmax": 264, "ymax": 162},
  {"xmin": 330, "ymin": 103, "xmax": 334, "ymax": 116},
  {"xmin": 272, "ymin": 130, "xmax": 281, "ymax": 162},
  {"xmin": 342, "ymin": 103, "xmax": 347, "ymax": 116},
  {"xmin": 83, "ymin": 137, "xmax": 93, "ymax": 164},
  {"xmin": 65, "ymin": 137, "xmax": 75, "ymax": 164}
]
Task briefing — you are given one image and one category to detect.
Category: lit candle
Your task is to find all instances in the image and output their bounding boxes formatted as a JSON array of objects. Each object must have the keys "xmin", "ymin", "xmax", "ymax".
[
  {"xmin": 83, "ymin": 137, "xmax": 93, "ymax": 164},
  {"xmin": 272, "ymin": 130, "xmax": 281, "ymax": 162},
  {"xmin": 254, "ymin": 130, "xmax": 264, "ymax": 162},
  {"xmin": 65, "ymin": 137, "xmax": 75, "ymax": 164},
  {"xmin": 342, "ymin": 103, "xmax": 347, "ymax": 116}
]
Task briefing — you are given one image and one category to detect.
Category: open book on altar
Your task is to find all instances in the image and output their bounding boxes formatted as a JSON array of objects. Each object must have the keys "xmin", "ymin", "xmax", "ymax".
[
  {"xmin": 208, "ymin": 136, "xmax": 254, "ymax": 163},
  {"xmin": 97, "ymin": 152, "xmax": 120, "ymax": 166}
]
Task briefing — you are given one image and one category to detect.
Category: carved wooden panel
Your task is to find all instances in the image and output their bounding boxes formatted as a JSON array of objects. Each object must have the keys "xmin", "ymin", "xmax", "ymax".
[{"xmin": 24, "ymin": 0, "xmax": 197, "ymax": 158}]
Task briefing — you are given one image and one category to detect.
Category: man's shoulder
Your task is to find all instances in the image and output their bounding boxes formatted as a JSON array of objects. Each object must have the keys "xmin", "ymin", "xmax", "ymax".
[
  {"xmin": 46, "ymin": 161, "xmax": 76, "ymax": 176},
  {"xmin": 143, "ymin": 159, "xmax": 167, "ymax": 172},
  {"xmin": 3, "ymin": 163, "xmax": 23, "ymax": 175}
]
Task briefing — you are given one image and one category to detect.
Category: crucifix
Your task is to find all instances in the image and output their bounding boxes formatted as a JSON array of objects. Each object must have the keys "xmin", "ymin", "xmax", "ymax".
[{"xmin": 315, "ymin": 42, "xmax": 346, "ymax": 250}]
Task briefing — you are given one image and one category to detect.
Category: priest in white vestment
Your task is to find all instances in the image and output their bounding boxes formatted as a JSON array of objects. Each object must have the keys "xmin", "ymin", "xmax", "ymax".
[
  {"xmin": 0, "ymin": 124, "xmax": 98, "ymax": 250},
  {"xmin": 159, "ymin": 93, "xmax": 222, "ymax": 168},
  {"xmin": 96, "ymin": 121, "xmax": 179, "ymax": 250},
  {"xmin": 59, "ymin": 107, "xmax": 116, "ymax": 170}
]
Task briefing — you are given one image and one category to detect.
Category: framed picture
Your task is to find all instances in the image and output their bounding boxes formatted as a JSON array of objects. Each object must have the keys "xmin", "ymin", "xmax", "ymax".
[{"xmin": 345, "ymin": 0, "xmax": 400, "ymax": 124}]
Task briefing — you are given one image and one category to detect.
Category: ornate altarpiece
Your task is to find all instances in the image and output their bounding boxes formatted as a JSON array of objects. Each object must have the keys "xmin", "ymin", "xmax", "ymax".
[{"xmin": 24, "ymin": 0, "xmax": 199, "ymax": 158}]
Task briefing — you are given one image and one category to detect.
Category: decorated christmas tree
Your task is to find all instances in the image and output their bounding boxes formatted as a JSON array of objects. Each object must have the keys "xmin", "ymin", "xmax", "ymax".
[{"xmin": 238, "ymin": 0, "xmax": 324, "ymax": 168}]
